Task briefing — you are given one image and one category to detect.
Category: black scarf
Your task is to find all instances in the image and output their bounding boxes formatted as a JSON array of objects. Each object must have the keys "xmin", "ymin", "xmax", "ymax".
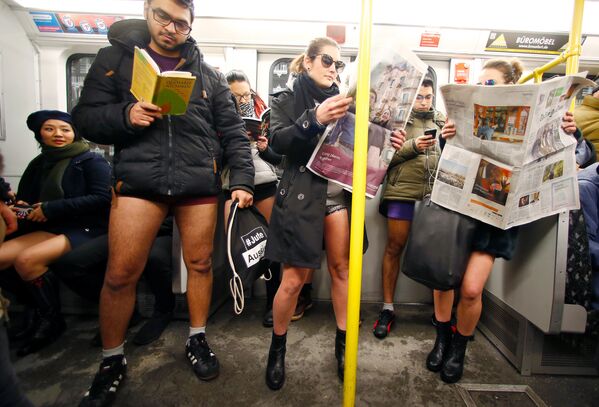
[
  {"xmin": 21, "ymin": 141, "xmax": 90, "ymax": 203},
  {"xmin": 292, "ymin": 72, "xmax": 339, "ymax": 119}
]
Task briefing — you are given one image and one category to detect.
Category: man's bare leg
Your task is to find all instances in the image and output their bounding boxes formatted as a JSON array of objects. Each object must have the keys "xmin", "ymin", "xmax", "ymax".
[
  {"xmin": 174, "ymin": 203, "xmax": 217, "ymax": 328},
  {"xmin": 100, "ymin": 196, "xmax": 168, "ymax": 349}
]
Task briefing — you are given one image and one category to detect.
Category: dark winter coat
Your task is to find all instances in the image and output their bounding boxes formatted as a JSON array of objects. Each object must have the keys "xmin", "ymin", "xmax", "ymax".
[
  {"xmin": 16, "ymin": 151, "xmax": 111, "ymax": 236},
  {"xmin": 72, "ymin": 19, "xmax": 254, "ymax": 198},
  {"xmin": 265, "ymin": 88, "xmax": 366, "ymax": 268}
]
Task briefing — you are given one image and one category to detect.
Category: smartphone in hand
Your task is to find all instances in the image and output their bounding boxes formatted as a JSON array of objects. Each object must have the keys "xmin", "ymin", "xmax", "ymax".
[
  {"xmin": 424, "ymin": 128, "xmax": 437, "ymax": 139},
  {"xmin": 13, "ymin": 204, "xmax": 34, "ymax": 220}
]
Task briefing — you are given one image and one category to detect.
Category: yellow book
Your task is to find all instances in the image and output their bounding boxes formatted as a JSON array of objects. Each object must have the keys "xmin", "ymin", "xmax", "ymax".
[{"xmin": 130, "ymin": 46, "xmax": 196, "ymax": 115}]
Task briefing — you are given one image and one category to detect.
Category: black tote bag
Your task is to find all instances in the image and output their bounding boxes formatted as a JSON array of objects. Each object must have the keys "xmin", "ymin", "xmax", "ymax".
[
  {"xmin": 226, "ymin": 200, "xmax": 269, "ymax": 314},
  {"xmin": 402, "ymin": 196, "xmax": 478, "ymax": 291}
]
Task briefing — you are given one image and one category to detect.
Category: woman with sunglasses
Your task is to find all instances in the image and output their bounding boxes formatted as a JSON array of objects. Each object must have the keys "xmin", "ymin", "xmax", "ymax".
[
  {"xmin": 224, "ymin": 69, "xmax": 282, "ymax": 328},
  {"xmin": 429, "ymin": 58, "xmax": 580, "ymax": 383},
  {"xmin": 264, "ymin": 37, "xmax": 405, "ymax": 390}
]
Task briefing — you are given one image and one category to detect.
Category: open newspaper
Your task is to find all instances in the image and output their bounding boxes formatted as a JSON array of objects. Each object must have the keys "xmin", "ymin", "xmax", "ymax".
[
  {"xmin": 306, "ymin": 46, "xmax": 428, "ymax": 198},
  {"xmin": 432, "ymin": 73, "xmax": 595, "ymax": 229}
]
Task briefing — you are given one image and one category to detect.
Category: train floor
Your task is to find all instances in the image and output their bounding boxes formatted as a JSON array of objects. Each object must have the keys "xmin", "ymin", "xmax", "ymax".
[{"xmin": 9, "ymin": 301, "xmax": 599, "ymax": 407}]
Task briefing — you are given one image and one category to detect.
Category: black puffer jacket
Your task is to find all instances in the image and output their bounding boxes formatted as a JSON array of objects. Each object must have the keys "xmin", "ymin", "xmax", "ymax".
[{"xmin": 72, "ymin": 19, "xmax": 254, "ymax": 197}]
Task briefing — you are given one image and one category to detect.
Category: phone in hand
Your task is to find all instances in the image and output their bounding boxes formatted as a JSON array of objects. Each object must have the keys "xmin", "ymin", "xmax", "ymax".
[
  {"xmin": 424, "ymin": 128, "xmax": 437, "ymax": 139},
  {"xmin": 13, "ymin": 204, "xmax": 34, "ymax": 220}
]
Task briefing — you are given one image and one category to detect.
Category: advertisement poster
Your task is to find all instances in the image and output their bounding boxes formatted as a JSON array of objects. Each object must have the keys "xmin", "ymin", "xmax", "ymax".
[{"xmin": 31, "ymin": 12, "xmax": 124, "ymax": 34}]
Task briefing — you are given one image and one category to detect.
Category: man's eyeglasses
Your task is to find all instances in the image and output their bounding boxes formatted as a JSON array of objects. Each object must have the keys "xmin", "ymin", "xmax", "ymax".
[
  {"xmin": 476, "ymin": 79, "xmax": 496, "ymax": 86},
  {"xmin": 416, "ymin": 94, "xmax": 434, "ymax": 101},
  {"xmin": 151, "ymin": 8, "xmax": 192, "ymax": 35},
  {"xmin": 315, "ymin": 54, "xmax": 346, "ymax": 73}
]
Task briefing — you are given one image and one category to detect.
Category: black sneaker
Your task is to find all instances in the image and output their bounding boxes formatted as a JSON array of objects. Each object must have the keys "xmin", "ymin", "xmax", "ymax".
[
  {"xmin": 186, "ymin": 333, "xmax": 220, "ymax": 381},
  {"xmin": 373, "ymin": 309, "xmax": 395, "ymax": 339},
  {"xmin": 79, "ymin": 355, "xmax": 127, "ymax": 407}
]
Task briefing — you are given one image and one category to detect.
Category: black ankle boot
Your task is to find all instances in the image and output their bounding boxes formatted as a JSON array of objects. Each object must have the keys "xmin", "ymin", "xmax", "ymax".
[
  {"xmin": 17, "ymin": 274, "xmax": 66, "ymax": 356},
  {"xmin": 440, "ymin": 330, "xmax": 470, "ymax": 383},
  {"xmin": 426, "ymin": 321, "xmax": 452, "ymax": 372},
  {"xmin": 335, "ymin": 328, "xmax": 346, "ymax": 381},
  {"xmin": 266, "ymin": 332, "xmax": 286, "ymax": 390},
  {"xmin": 8, "ymin": 306, "xmax": 38, "ymax": 341}
]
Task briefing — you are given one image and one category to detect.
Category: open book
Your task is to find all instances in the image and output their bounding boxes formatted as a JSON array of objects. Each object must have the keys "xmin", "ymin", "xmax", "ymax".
[
  {"xmin": 130, "ymin": 46, "xmax": 196, "ymax": 115},
  {"xmin": 243, "ymin": 108, "xmax": 270, "ymax": 140},
  {"xmin": 306, "ymin": 45, "xmax": 428, "ymax": 198}
]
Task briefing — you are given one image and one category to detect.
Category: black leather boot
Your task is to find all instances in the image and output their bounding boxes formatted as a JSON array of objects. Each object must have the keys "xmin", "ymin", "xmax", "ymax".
[
  {"xmin": 426, "ymin": 321, "xmax": 452, "ymax": 372},
  {"xmin": 8, "ymin": 306, "xmax": 38, "ymax": 341},
  {"xmin": 335, "ymin": 328, "xmax": 346, "ymax": 381},
  {"xmin": 440, "ymin": 330, "xmax": 470, "ymax": 383},
  {"xmin": 17, "ymin": 273, "xmax": 66, "ymax": 356},
  {"xmin": 266, "ymin": 331, "xmax": 286, "ymax": 390}
]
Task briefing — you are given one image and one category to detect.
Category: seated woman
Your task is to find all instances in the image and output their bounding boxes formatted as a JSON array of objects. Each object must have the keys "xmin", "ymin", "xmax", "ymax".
[{"xmin": 0, "ymin": 110, "xmax": 111, "ymax": 356}]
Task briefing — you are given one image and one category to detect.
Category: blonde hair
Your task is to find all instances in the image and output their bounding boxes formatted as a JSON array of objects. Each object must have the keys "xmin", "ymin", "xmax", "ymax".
[
  {"xmin": 482, "ymin": 58, "xmax": 524, "ymax": 84},
  {"xmin": 289, "ymin": 37, "xmax": 340, "ymax": 75}
]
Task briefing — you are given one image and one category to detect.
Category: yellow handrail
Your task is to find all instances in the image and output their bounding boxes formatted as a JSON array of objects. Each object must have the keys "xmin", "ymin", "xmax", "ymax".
[
  {"xmin": 344, "ymin": 0, "xmax": 372, "ymax": 405},
  {"xmin": 518, "ymin": 0, "xmax": 584, "ymax": 86}
]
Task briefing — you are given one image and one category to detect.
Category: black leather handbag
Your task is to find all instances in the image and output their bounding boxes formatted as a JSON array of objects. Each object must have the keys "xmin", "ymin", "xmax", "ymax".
[{"xmin": 402, "ymin": 196, "xmax": 478, "ymax": 291}]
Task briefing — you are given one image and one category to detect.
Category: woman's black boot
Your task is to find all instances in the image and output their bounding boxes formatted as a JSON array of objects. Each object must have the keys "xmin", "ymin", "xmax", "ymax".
[
  {"xmin": 335, "ymin": 328, "xmax": 346, "ymax": 381},
  {"xmin": 266, "ymin": 331, "xmax": 286, "ymax": 390},
  {"xmin": 440, "ymin": 330, "xmax": 470, "ymax": 383},
  {"xmin": 426, "ymin": 320, "xmax": 452, "ymax": 372},
  {"xmin": 17, "ymin": 273, "xmax": 66, "ymax": 356},
  {"xmin": 8, "ymin": 306, "xmax": 38, "ymax": 341}
]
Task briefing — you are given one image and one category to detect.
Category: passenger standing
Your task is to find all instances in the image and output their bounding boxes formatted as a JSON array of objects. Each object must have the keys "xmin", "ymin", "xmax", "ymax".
[
  {"xmin": 373, "ymin": 79, "xmax": 445, "ymax": 339},
  {"xmin": 224, "ymin": 70, "xmax": 282, "ymax": 327},
  {"xmin": 574, "ymin": 84, "xmax": 599, "ymax": 161},
  {"xmin": 264, "ymin": 37, "xmax": 405, "ymax": 390},
  {"xmin": 0, "ymin": 110, "xmax": 111, "ymax": 356},
  {"xmin": 429, "ymin": 58, "xmax": 580, "ymax": 383},
  {"xmin": 72, "ymin": 1, "xmax": 254, "ymax": 405}
]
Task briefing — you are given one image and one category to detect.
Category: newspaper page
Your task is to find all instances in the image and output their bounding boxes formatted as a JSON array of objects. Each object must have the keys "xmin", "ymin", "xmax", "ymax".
[
  {"xmin": 432, "ymin": 73, "xmax": 594, "ymax": 229},
  {"xmin": 306, "ymin": 45, "xmax": 428, "ymax": 198}
]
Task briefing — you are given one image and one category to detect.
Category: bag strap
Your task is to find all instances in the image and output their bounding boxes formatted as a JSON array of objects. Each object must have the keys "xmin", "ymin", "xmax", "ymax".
[{"xmin": 226, "ymin": 200, "xmax": 245, "ymax": 315}]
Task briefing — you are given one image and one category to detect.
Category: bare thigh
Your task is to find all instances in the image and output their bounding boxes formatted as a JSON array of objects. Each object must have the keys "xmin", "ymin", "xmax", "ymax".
[
  {"xmin": 174, "ymin": 203, "xmax": 218, "ymax": 269},
  {"xmin": 106, "ymin": 196, "xmax": 168, "ymax": 279},
  {"xmin": 0, "ymin": 231, "xmax": 61, "ymax": 270},
  {"xmin": 324, "ymin": 209, "xmax": 350, "ymax": 273},
  {"xmin": 15, "ymin": 234, "xmax": 72, "ymax": 280}
]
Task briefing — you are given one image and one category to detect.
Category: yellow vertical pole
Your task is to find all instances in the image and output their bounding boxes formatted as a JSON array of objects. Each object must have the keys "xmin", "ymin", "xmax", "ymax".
[
  {"xmin": 566, "ymin": 0, "xmax": 584, "ymax": 76},
  {"xmin": 566, "ymin": 0, "xmax": 584, "ymax": 110},
  {"xmin": 343, "ymin": 0, "xmax": 372, "ymax": 406}
]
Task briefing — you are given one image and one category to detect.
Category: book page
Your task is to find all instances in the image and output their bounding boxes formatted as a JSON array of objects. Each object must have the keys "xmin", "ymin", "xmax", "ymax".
[{"xmin": 130, "ymin": 46, "xmax": 159, "ymax": 103}]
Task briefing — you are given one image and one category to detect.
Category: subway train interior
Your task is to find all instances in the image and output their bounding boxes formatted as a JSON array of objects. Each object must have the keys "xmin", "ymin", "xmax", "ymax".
[{"xmin": 0, "ymin": 0, "xmax": 598, "ymax": 406}]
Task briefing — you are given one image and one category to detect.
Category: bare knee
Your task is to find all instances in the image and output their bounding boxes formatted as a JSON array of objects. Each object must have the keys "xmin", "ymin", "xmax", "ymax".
[
  {"xmin": 384, "ymin": 239, "xmax": 404, "ymax": 259},
  {"xmin": 104, "ymin": 270, "xmax": 140, "ymax": 293},
  {"xmin": 280, "ymin": 278, "xmax": 304, "ymax": 298},
  {"xmin": 329, "ymin": 262, "xmax": 349, "ymax": 284},
  {"xmin": 460, "ymin": 284, "xmax": 483, "ymax": 304},
  {"xmin": 186, "ymin": 256, "xmax": 212, "ymax": 275},
  {"xmin": 14, "ymin": 252, "xmax": 41, "ymax": 280}
]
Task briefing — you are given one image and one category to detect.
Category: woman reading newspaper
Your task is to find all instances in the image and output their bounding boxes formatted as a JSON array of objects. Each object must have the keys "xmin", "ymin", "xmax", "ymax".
[
  {"xmin": 263, "ymin": 37, "xmax": 405, "ymax": 390},
  {"xmin": 430, "ymin": 58, "xmax": 580, "ymax": 384}
]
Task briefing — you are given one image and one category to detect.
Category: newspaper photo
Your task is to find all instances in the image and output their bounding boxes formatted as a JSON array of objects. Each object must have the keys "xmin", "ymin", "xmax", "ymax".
[
  {"xmin": 307, "ymin": 45, "xmax": 428, "ymax": 198},
  {"xmin": 432, "ymin": 73, "xmax": 595, "ymax": 229}
]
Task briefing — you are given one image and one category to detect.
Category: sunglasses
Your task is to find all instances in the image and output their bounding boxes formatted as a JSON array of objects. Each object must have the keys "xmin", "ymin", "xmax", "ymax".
[
  {"xmin": 476, "ymin": 79, "xmax": 496, "ymax": 86},
  {"xmin": 315, "ymin": 54, "xmax": 346, "ymax": 73}
]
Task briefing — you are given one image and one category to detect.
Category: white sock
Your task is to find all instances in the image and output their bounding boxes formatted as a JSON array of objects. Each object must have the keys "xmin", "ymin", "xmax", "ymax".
[
  {"xmin": 102, "ymin": 342, "xmax": 125, "ymax": 359},
  {"xmin": 189, "ymin": 326, "xmax": 206, "ymax": 338},
  {"xmin": 382, "ymin": 303, "xmax": 394, "ymax": 312}
]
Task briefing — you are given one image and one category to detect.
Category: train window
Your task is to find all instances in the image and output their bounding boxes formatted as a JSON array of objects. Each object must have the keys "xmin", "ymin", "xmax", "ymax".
[
  {"xmin": 268, "ymin": 58, "xmax": 293, "ymax": 104},
  {"xmin": 66, "ymin": 53, "xmax": 96, "ymax": 112},
  {"xmin": 66, "ymin": 53, "xmax": 114, "ymax": 160}
]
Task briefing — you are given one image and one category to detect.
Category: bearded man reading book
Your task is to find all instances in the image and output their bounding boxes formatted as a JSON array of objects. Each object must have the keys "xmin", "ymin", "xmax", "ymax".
[{"xmin": 72, "ymin": 1, "xmax": 254, "ymax": 405}]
